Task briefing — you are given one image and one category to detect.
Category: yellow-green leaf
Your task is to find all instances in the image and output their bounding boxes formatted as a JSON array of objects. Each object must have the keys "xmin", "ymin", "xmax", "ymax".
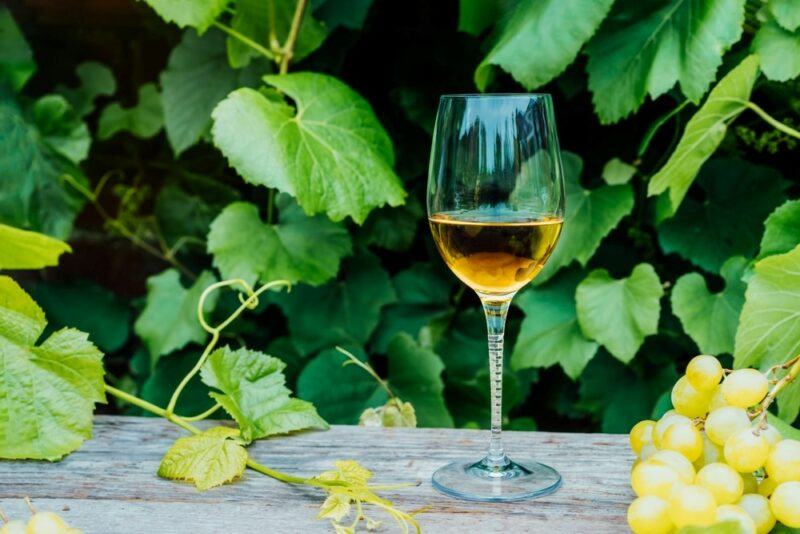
[
  {"xmin": 0, "ymin": 223, "xmax": 71, "ymax": 270},
  {"xmin": 158, "ymin": 426, "xmax": 247, "ymax": 490}
]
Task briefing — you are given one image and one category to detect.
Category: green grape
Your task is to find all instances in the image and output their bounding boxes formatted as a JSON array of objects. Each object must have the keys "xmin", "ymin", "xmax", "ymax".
[
  {"xmin": 758, "ymin": 477, "xmax": 778, "ymax": 497},
  {"xmin": 0, "ymin": 521, "xmax": 26, "ymax": 534},
  {"xmin": 667, "ymin": 484, "xmax": 716, "ymax": 528},
  {"xmin": 765, "ymin": 438, "xmax": 800, "ymax": 484},
  {"xmin": 686, "ymin": 355, "xmax": 723, "ymax": 392},
  {"xmin": 742, "ymin": 472, "xmax": 759, "ymax": 494},
  {"xmin": 672, "ymin": 376, "xmax": 713, "ymax": 417},
  {"xmin": 694, "ymin": 432, "xmax": 724, "ymax": 470},
  {"xmin": 696, "ymin": 462, "xmax": 744, "ymax": 504},
  {"xmin": 759, "ymin": 424, "xmax": 782, "ymax": 449},
  {"xmin": 632, "ymin": 461, "xmax": 682, "ymax": 499},
  {"xmin": 640, "ymin": 442, "xmax": 658, "ymax": 461},
  {"xmin": 770, "ymin": 481, "xmax": 800, "ymax": 528},
  {"xmin": 737, "ymin": 494, "xmax": 776, "ymax": 534},
  {"xmin": 721, "ymin": 369, "xmax": 769, "ymax": 408},
  {"xmin": 724, "ymin": 429, "xmax": 770, "ymax": 473},
  {"xmin": 630, "ymin": 420, "xmax": 656, "ymax": 455},
  {"xmin": 654, "ymin": 412, "xmax": 691, "ymax": 449},
  {"xmin": 709, "ymin": 387, "xmax": 730, "ymax": 411},
  {"xmin": 661, "ymin": 421, "xmax": 703, "ymax": 462},
  {"xmin": 715, "ymin": 504, "xmax": 756, "ymax": 534},
  {"xmin": 26, "ymin": 512, "xmax": 69, "ymax": 534},
  {"xmin": 705, "ymin": 406, "xmax": 751, "ymax": 446},
  {"xmin": 627, "ymin": 495, "xmax": 673, "ymax": 534},
  {"xmin": 650, "ymin": 450, "xmax": 696, "ymax": 484}
]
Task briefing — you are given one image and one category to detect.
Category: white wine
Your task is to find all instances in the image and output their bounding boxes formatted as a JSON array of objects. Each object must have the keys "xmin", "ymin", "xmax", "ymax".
[{"xmin": 429, "ymin": 211, "xmax": 562, "ymax": 296}]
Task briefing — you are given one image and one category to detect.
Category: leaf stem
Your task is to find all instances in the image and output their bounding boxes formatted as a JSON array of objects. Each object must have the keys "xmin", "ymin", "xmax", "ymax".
[
  {"xmin": 179, "ymin": 403, "xmax": 223, "ymax": 422},
  {"xmin": 212, "ymin": 21, "xmax": 276, "ymax": 60},
  {"xmin": 744, "ymin": 101, "xmax": 800, "ymax": 140},
  {"xmin": 105, "ymin": 384, "xmax": 198, "ymax": 434},
  {"xmin": 637, "ymin": 100, "xmax": 689, "ymax": 159},
  {"xmin": 755, "ymin": 355, "xmax": 800, "ymax": 430},
  {"xmin": 336, "ymin": 346, "xmax": 394, "ymax": 398},
  {"xmin": 279, "ymin": 0, "xmax": 308, "ymax": 74}
]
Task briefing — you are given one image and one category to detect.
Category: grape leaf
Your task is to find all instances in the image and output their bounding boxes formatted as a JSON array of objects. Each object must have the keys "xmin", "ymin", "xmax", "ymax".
[
  {"xmin": 734, "ymin": 245, "xmax": 800, "ymax": 421},
  {"xmin": 754, "ymin": 17, "xmax": 800, "ymax": 82},
  {"xmin": 201, "ymin": 346, "xmax": 327, "ymax": 442},
  {"xmin": 211, "ymin": 73, "xmax": 406, "ymax": 223},
  {"xmin": 273, "ymin": 252, "xmax": 396, "ymax": 354},
  {"xmin": 134, "ymin": 269, "xmax": 218, "ymax": 362},
  {"xmin": 315, "ymin": 0, "xmax": 374, "ymax": 30},
  {"xmin": 371, "ymin": 263, "xmax": 452, "ymax": 352},
  {"xmin": 27, "ymin": 279, "xmax": 131, "ymax": 353},
  {"xmin": 228, "ymin": 0, "xmax": 327, "ymax": 68},
  {"xmin": 386, "ymin": 333, "xmax": 453, "ymax": 428},
  {"xmin": 31, "ymin": 95, "xmax": 91, "ymax": 164},
  {"xmin": 458, "ymin": 0, "xmax": 500, "ymax": 36},
  {"xmin": 579, "ymin": 351, "xmax": 678, "ymax": 433},
  {"xmin": 576, "ymin": 264, "xmax": 663, "ymax": 363},
  {"xmin": 0, "ymin": 7, "xmax": 35, "ymax": 92},
  {"xmin": 297, "ymin": 347, "xmax": 387, "ymax": 424},
  {"xmin": 56, "ymin": 62, "xmax": 116, "ymax": 118},
  {"xmin": 0, "ymin": 224, "xmax": 71, "ymax": 270},
  {"xmin": 98, "ymin": 83, "xmax": 163, "ymax": 140},
  {"xmin": 536, "ymin": 152, "xmax": 634, "ymax": 283},
  {"xmin": 155, "ymin": 180, "xmax": 238, "ymax": 247},
  {"xmin": 512, "ymin": 269, "xmax": 599, "ymax": 379},
  {"xmin": 137, "ymin": 0, "xmax": 228, "ymax": 33},
  {"xmin": 207, "ymin": 196, "xmax": 352, "ymax": 287},
  {"xmin": 357, "ymin": 196, "xmax": 422, "ymax": 252},
  {"xmin": 759, "ymin": 199, "xmax": 800, "ymax": 259},
  {"xmin": 475, "ymin": 0, "xmax": 614, "ymax": 91},
  {"xmin": 433, "ymin": 309, "xmax": 487, "ymax": 379},
  {"xmin": 602, "ymin": 158, "xmax": 636, "ymax": 185},
  {"xmin": 158, "ymin": 426, "xmax": 247, "ymax": 490},
  {"xmin": 647, "ymin": 55, "xmax": 760, "ymax": 213},
  {"xmin": 585, "ymin": 0, "xmax": 746, "ymax": 123},
  {"xmin": 672, "ymin": 257, "xmax": 747, "ymax": 355},
  {"xmin": 447, "ymin": 369, "xmax": 525, "ymax": 428},
  {"xmin": 657, "ymin": 159, "xmax": 788, "ymax": 273},
  {"xmin": 0, "ymin": 276, "xmax": 105, "ymax": 460},
  {"xmin": 0, "ymin": 89, "xmax": 88, "ymax": 239},
  {"xmin": 161, "ymin": 30, "xmax": 267, "ymax": 155},
  {"xmin": 769, "ymin": 0, "xmax": 800, "ymax": 32}
]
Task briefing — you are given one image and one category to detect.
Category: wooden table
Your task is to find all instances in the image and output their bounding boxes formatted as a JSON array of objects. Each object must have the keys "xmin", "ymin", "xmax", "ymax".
[{"xmin": 0, "ymin": 416, "xmax": 633, "ymax": 533}]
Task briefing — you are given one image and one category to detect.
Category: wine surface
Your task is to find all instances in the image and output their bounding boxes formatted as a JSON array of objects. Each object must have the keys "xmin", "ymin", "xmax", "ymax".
[{"xmin": 429, "ymin": 211, "xmax": 563, "ymax": 296}]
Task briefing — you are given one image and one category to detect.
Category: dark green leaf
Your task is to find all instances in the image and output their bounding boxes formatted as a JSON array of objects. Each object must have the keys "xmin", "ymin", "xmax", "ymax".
[
  {"xmin": 31, "ymin": 95, "xmax": 91, "ymax": 164},
  {"xmin": 273, "ymin": 252, "xmax": 396, "ymax": 354},
  {"xmin": 458, "ymin": 0, "xmax": 500, "ymax": 36},
  {"xmin": 476, "ymin": 0, "xmax": 614, "ymax": 91},
  {"xmin": 512, "ymin": 269, "xmax": 599, "ymax": 379},
  {"xmin": 56, "ymin": 62, "xmax": 116, "ymax": 117},
  {"xmin": 536, "ymin": 152, "xmax": 634, "ymax": 283},
  {"xmin": 386, "ymin": 333, "xmax": 453, "ymax": 427},
  {"xmin": 672, "ymin": 257, "xmax": 747, "ymax": 355},
  {"xmin": 315, "ymin": 0, "xmax": 374, "ymax": 30},
  {"xmin": 586, "ymin": 0, "xmax": 746, "ymax": 123},
  {"xmin": 357, "ymin": 196, "xmax": 422, "ymax": 252},
  {"xmin": 759, "ymin": 199, "xmax": 800, "ymax": 260},
  {"xmin": 296, "ymin": 347, "xmax": 387, "ymax": 424},
  {"xmin": 0, "ymin": 7, "xmax": 35, "ymax": 92},
  {"xmin": 134, "ymin": 269, "xmax": 218, "ymax": 363},
  {"xmin": 207, "ymin": 196, "xmax": 352, "ymax": 286},
  {"xmin": 161, "ymin": 29, "xmax": 267, "ymax": 155},
  {"xmin": 98, "ymin": 83, "xmax": 163, "ymax": 140},
  {"xmin": 658, "ymin": 159, "xmax": 788, "ymax": 272},
  {"xmin": 139, "ymin": 349, "xmax": 216, "ymax": 416}
]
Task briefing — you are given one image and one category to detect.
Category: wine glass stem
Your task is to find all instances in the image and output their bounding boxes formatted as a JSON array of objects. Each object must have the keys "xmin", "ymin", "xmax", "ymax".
[{"xmin": 480, "ymin": 295, "xmax": 512, "ymax": 468}]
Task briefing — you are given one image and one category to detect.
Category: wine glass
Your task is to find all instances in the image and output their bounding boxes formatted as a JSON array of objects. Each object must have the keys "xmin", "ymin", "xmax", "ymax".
[{"xmin": 427, "ymin": 94, "xmax": 565, "ymax": 502}]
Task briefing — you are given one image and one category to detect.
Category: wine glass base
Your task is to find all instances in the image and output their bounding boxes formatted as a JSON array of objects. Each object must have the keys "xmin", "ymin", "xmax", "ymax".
[{"xmin": 431, "ymin": 457, "xmax": 561, "ymax": 502}]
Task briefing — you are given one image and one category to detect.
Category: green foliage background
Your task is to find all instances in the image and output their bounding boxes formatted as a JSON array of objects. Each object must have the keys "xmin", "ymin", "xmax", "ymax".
[{"xmin": 3, "ymin": 0, "xmax": 800, "ymax": 435}]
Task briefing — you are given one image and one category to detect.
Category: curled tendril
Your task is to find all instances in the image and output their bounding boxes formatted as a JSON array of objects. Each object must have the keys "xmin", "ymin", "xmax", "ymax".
[{"xmin": 196, "ymin": 278, "xmax": 291, "ymax": 335}]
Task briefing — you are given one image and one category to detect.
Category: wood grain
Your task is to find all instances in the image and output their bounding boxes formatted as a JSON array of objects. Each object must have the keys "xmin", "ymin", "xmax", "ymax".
[{"xmin": 0, "ymin": 416, "xmax": 634, "ymax": 533}]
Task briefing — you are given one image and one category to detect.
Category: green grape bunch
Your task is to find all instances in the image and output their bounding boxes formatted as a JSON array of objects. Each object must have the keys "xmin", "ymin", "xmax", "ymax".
[
  {"xmin": 0, "ymin": 498, "xmax": 83, "ymax": 534},
  {"xmin": 627, "ymin": 354, "xmax": 800, "ymax": 533}
]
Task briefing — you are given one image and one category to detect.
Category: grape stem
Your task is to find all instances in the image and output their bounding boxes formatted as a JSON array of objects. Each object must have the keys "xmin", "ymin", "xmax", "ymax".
[
  {"xmin": 754, "ymin": 354, "xmax": 800, "ymax": 431},
  {"xmin": 0, "ymin": 507, "xmax": 8, "ymax": 523}
]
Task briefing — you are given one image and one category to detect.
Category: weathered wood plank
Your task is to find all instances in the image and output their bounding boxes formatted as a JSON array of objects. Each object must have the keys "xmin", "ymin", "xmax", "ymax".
[{"xmin": 0, "ymin": 416, "xmax": 633, "ymax": 533}]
